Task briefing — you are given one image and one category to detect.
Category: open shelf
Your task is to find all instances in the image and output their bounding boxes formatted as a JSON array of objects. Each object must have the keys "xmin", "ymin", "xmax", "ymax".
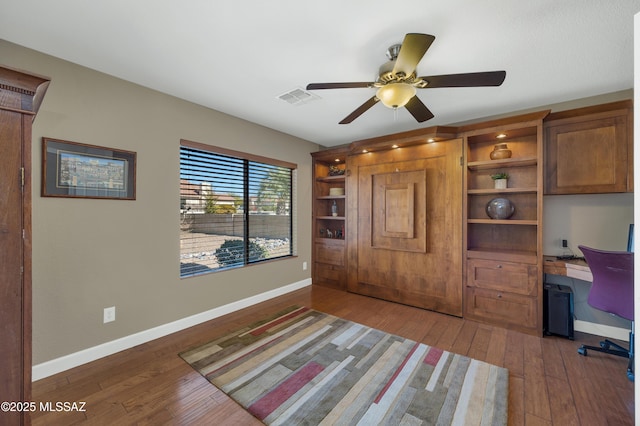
[
  {"xmin": 467, "ymin": 157, "xmax": 537, "ymax": 170},
  {"xmin": 315, "ymin": 237, "xmax": 345, "ymax": 243},
  {"xmin": 312, "ymin": 147, "xmax": 349, "ymax": 290},
  {"xmin": 316, "ymin": 195, "xmax": 346, "ymax": 200},
  {"xmin": 468, "ymin": 219, "xmax": 538, "ymax": 225},
  {"xmin": 316, "ymin": 175, "xmax": 346, "ymax": 183},
  {"xmin": 467, "ymin": 187, "xmax": 537, "ymax": 195}
]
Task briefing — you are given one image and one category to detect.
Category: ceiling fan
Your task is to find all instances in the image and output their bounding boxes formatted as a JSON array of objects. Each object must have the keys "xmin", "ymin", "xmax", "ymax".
[{"xmin": 306, "ymin": 33, "xmax": 506, "ymax": 124}]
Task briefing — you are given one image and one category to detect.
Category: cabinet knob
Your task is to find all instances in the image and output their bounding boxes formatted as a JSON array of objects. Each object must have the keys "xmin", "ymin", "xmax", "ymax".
[
  {"xmin": 497, "ymin": 293, "xmax": 502, "ymax": 298},
  {"xmin": 496, "ymin": 264, "xmax": 502, "ymax": 269}
]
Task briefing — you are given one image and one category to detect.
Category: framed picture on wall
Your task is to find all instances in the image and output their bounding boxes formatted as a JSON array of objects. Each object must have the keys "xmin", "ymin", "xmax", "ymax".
[{"xmin": 42, "ymin": 138, "xmax": 136, "ymax": 200}]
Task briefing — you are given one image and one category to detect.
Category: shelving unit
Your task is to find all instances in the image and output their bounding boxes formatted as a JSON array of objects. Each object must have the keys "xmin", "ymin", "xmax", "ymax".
[
  {"xmin": 461, "ymin": 111, "xmax": 549, "ymax": 335},
  {"xmin": 311, "ymin": 147, "xmax": 349, "ymax": 290}
]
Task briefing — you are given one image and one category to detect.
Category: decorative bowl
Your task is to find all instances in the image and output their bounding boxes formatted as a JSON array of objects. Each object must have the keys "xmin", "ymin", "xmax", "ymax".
[{"xmin": 486, "ymin": 197, "xmax": 515, "ymax": 220}]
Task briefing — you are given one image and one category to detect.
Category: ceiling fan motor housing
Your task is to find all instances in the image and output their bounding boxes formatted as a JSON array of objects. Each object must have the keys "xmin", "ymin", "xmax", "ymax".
[{"xmin": 385, "ymin": 43, "xmax": 402, "ymax": 61}]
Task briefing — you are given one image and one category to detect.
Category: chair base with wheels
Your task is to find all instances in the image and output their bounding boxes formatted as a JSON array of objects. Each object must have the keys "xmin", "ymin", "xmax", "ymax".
[{"xmin": 578, "ymin": 323, "xmax": 634, "ymax": 381}]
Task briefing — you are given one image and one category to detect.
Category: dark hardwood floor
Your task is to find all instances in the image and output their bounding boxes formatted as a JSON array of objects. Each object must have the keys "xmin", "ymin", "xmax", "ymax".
[{"xmin": 31, "ymin": 285, "xmax": 634, "ymax": 425}]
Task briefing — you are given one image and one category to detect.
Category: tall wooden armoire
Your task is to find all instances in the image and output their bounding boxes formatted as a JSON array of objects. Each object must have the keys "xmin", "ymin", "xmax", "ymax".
[{"xmin": 0, "ymin": 65, "xmax": 50, "ymax": 425}]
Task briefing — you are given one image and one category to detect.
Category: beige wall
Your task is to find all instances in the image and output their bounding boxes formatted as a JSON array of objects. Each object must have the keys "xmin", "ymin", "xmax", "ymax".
[
  {"xmin": 0, "ymin": 40, "xmax": 319, "ymax": 364},
  {"xmin": 543, "ymin": 193, "xmax": 634, "ymax": 255}
]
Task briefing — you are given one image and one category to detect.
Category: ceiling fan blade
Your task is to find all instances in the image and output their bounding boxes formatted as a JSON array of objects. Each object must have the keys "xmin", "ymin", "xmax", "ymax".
[
  {"xmin": 405, "ymin": 96, "xmax": 435, "ymax": 123},
  {"xmin": 306, "ymin": 82, "xmax": 373, "ymax": 90},
  {"xmin": 419, "ymin": 71, "xmax": 506, "ymax": 88},
  {"xmin": 392, "ymin": 33, "xmax": 435, "ymax": 77},
  {"xmin": 339, "ymin": 96, "xmax": 380, "ymax": 124}
]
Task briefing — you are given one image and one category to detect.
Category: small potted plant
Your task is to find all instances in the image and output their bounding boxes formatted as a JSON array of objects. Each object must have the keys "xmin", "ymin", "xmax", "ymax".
[{"xmin": 491, "ymin": 172, "xmax": 509, "ymax": 189}]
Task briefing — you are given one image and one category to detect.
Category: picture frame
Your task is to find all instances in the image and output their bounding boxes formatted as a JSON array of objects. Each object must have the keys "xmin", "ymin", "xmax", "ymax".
[{"xmin": 42, "ymin": 137, "xmax": 136, "ymax": 200}]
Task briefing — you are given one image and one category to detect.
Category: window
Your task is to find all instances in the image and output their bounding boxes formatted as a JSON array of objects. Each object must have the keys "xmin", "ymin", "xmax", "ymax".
[{"xmin": 180, "ymin": 140, "xmax": 296, "ymax": 277}]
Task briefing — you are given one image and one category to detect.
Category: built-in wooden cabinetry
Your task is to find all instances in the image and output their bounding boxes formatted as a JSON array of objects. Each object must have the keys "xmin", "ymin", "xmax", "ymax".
[
  {"xmin": 461, "ymin": 111, "xmax": 548, "ymax": 335},
  {"xmin": 345, "ymin": 132, "xmax": 464, "ymax": 317},
  {"xmin": 0, "ymin": 66, "xmax": 50, "ymax": 425},
  {"xmin": 311, "ymin": 147, "xmax": 348, "ymax": 290},
  {"xmin": 310, "ymin": 100, "xmax": 631, "ymax": 336},
  {"xmin": 544, "ymin": 100, "xmax": 633, "ymax": 194}
]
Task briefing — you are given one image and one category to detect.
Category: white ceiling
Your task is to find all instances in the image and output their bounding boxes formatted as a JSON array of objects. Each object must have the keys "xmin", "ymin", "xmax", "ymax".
[{"xmin": 1, "ymin": 1, "xmax": 639, "ymax": 147}]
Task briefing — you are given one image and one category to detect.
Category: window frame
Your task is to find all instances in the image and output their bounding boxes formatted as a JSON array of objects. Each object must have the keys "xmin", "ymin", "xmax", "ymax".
[{"xmin": 180, "ymin": 139, "xmax": 297, "ymax": 277}]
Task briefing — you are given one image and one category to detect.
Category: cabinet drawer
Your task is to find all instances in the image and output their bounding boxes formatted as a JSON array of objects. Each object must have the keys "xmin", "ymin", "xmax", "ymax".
[
  {"xmin": 315, "ymin": 240, "xmax": 345, "ymax": 266},
  {"xmin": 467, "ymin": 258, "xmax": 537, "ymax": 296},
  {"xmin": 315, "ymin": 263, "xmax": 345, "ymax": 283},
  {"xmin": 465, "ymin": 287, "xmax": 538, "ymax": 331}
]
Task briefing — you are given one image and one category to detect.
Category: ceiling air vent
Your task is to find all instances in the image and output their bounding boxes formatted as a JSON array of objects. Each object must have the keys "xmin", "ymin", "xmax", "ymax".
[{"xmin": 277, "ymin": 87, "xmax": 319, "ymax": 106}]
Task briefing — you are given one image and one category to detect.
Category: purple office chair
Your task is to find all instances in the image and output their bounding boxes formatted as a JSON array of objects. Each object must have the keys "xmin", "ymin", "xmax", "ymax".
[{"xmin": 577, "ymin": 245, "xmax": 634, "ymax": 381}]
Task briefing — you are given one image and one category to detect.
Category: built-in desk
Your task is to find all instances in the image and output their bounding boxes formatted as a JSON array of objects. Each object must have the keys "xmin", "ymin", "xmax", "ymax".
[
  {"xmin": 543, "ymin": 256, "xmax": 592, "ymax": 282},
  {"xmin": 543, "ymin": 255, "xmax": 629, "ymax": 341}
]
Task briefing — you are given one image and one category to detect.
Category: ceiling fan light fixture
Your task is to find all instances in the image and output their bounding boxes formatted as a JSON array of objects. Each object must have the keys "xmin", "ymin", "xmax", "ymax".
[{"xmin": 376, "ymin": 83, "xmax": 416, "ymax": 109}]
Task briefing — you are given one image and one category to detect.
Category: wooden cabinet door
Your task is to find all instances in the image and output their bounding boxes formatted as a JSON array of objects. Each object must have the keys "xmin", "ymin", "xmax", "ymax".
[
  {"xmin": 0, "ymin": 109, "xmax": 28, "ymax": 425},
  {"xmin": 0, "ymin": 65, "xmax": 48, "ymax": 426},
  {"xmin": 347, "ymin": 139, "xmax": 463, "ymax": 316},
  {"xmin": 544, "ymin": 102, "xmax": 632, "ymax": 194}
]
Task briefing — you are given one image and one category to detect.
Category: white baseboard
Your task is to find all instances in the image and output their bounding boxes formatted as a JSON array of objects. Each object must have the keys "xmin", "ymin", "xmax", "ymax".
[
  {"xmin": 32, "ymin": 278, "xmax": 311, "ymax": 381},
  {"xmin": 574, "ymin": 319, "xmax": 630, "ymax": 342}
]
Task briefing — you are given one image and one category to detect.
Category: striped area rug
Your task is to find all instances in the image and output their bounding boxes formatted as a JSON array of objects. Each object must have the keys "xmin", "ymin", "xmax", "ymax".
[{"xmin": 180, "ymin": 306, "xmax": 508, "ymax": 425}]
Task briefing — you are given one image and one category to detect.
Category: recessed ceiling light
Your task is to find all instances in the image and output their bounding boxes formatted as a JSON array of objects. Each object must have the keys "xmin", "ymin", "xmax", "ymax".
[
  {"xmin": 392, "ymin": 144, "xmax": 399, "ymax": 149},
  {"xmin": 496, "ymin": 133, "xmax": 507, "ymax": 139},
  {"xmin": 362, "ymin": 149, "xmax": 368, "ymax": 153},
  {"xmin": 334, "ymin": 158, "xmax": 340, "ymax": 162},
  {"xmin": 427, "ymin": 138, "xmax": 435, "ymax": 143}
]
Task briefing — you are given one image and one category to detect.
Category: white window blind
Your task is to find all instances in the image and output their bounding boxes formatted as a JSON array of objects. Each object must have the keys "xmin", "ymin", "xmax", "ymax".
[{"xmin": 180, "ymin": 141, "xmax": 295, "ymax": 277}]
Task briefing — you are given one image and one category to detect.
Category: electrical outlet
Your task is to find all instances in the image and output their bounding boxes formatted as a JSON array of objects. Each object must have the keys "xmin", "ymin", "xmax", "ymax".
[
  {"xmin": 103, "ymin": 306, "xmax": 116, "ymax": 323},
  {"xmin": 562, "ymin": 239, "xmax": 568, "ymax": 248},
  {"xmin": 303, "ymin": 261, "xmax": 308, "ymax": 271}
]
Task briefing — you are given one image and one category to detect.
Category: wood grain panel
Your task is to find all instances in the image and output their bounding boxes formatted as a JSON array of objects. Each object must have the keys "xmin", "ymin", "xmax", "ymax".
[
  {"xmin": 465, "ymin": 286, "xmax": 538, "ymax": 332},
  {"xmin": 377, "ymin": 181, "xmax": 415, "ymax": 238},
  {"xmin": 0, "ymin": 65, "xmax": 49, "ymax": 426},
  {"xmin": 544, "ymin": 101, "xmax": 632, "ymax": 194},
  {"xmin": 556, "ymin": 125, "xmax": 617, "ymax": 187},
  {"xmin": 371, "ymin": 170, "xmax": 424, "ymax": 250},
  {"xmin": 347, "ymin": 139, "xmax": 463, "ymax": 316},
  {"xmin": 314, "ymin": 263, "xmax": 346, "ymax": 287},
  {"xmin": 315, "ymin": 240, "xmax": 345, "ymax": 266},
  {"xmin": 0, "ymin": 109, "xmax": 24, "ymax": 426},
  {"xmin": 467, "ymin": 258, "xmax": 537, "ymax": 296}
]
